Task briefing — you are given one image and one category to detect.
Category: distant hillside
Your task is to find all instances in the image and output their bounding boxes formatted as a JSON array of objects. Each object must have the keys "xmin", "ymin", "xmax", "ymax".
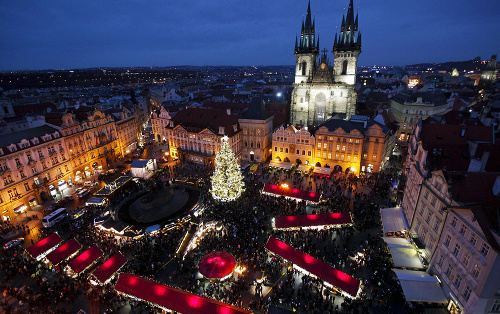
[{"xmin": 404, "ymin": 57, "xmax": 484, "ymax": 72}]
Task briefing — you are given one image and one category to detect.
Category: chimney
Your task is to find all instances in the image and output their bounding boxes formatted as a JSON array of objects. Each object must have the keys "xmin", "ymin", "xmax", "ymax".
[
  {"xmin": 492, "ymin": 176, "xmax": 500, "ymax": 196},
  {"xmin": 479, "ymin": 151, "xmax": 490, "ymax": 172}
]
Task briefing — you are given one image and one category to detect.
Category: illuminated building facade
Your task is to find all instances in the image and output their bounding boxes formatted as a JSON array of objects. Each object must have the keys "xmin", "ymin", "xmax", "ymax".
[
  {"xmin": 165, "ymin": 108, "xmax": 242, "ymax": 165},
  {"xmin": 390, "ymin": 92, "xmax": 449, "ymax": 141},
  {"xmin": 239, "ymin": 98, "xmax": 274, "ymax": 163},
  {"xmin": 272, "ymin": 116, "xmax": 393, "ymax": 175},
  {"xmin": 290, "ymin": 0, "xmax": 361, "ymax": 127}
]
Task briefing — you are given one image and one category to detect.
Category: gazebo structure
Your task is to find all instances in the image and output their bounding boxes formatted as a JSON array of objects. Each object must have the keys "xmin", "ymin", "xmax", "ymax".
[{"xmin": 198, "ymin": 251, "xmax": 236, "ymax": 280}]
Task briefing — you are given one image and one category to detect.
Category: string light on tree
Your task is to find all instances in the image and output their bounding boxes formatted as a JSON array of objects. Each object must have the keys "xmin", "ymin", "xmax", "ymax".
[{"xmin": 210, "ymin": 136, "xmax": 245, "ymax": 202}]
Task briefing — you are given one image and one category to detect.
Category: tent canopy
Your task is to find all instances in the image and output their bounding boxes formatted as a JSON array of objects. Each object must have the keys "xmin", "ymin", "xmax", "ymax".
[
  {"xmin": 387, "ymin": 247, "xmax": 424, "ymax": 270},
  {"xmin": 115, "ymin": 273, "xmax": 251, "ymax": 314},
  {"xmin": 274, "ymin": 213, "xmax": 352, "ymax": 229},
  {"xmin": 263, "ymin": 184, "xmax": 320, "ymax": 203},
  {"xmin": 297, "ymin": 165, "xmax": 312, "ymax": 172},
  {"xmin": 45, "ymin": 239, "xmax": 82, "ymax": 266},
  {"xmin": 92, "ymin": 252, "xmax": 127, "ymax": 284},
  {"xmin": 393, "ymin": 269, "xmax": 447, "ymax": 303},
  {"xmin": 269, "ymin": 161, "xmax": 292, "ymax": 169},
  {"xmin": 198, "ymin": 251, "xmax": 236, "ymax": 279},
  {"xmin": 26, "ymin": 233, "xmax": 63, "ymax": 259},
  {"xmin": 380, "ymin": 207, "xmax": 408, "ymax": 233},
  {"xmin": 68, "ymin": 245, "xmax": 103, "ymax": 274},
  {"xmin": 313, "ymin": 167, "xmax": 332, "ymax": 175},
  {"xmin": 383, "ymin": 237, "xmax": 413, "ymax": 249},
  {"xmin": 266, "ymin": 237, "xmax": 360, "ymax": 297}
]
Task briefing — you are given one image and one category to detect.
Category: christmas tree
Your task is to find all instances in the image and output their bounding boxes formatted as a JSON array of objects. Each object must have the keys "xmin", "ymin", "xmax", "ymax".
[{"xmin": 210, "ymin": 136, "xmax": 245, "ymax": 202}]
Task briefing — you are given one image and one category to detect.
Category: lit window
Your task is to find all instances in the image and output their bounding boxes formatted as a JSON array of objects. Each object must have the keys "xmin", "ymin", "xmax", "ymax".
[
  {"xmin": 472, "ymin": 264, "xmax": 481, "ymax": 278},
  {"xmin": 463, "ymin": 286, "xmax": 472, "ymax": 301},
  {"xmin": 462, "ymin": 252, "xmax": 470, "ymax": 266}
]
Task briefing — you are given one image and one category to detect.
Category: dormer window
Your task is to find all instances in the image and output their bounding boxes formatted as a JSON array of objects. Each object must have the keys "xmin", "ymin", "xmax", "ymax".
[
  {"xmin": 233, "ymin": 125, "xmax": 238, "ymax": 132},
  {"xmin": 219, "ymin": 127, "xmax": 225, "ymax": 135}
]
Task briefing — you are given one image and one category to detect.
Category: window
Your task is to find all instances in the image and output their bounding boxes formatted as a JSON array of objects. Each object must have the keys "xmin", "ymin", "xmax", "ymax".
[
  {"xmin": 459, "ymin": 224, "xmax": 467, "ymax": 236},
  {"xmin": 24, "ymin": 182, "xmax": 31, "ymax": 191},
  {"xmin": 444, "ymin": 235, "xmax": 451, "ymax": 247},
  {"xmin": 438, "ymin": 255, "xmax": 444, "ymax": 267},
  {"xmin": 285, "ymin": 148, "xmax": 288, "ymax": 153},
  {"xmin": 280, "ymin": 148, "xmax": 283, "ymax": 152},
  {"xmin": 480, "ymin": 243, "xmax": 489, "ymax": 257},
  {"xmin": 274, "ymin": 147, "xmax": 277, "ymax": 152},
  {"xmin": 415, "ymin": 221, "xmax": 421, "ymax": 233},
  {"xmin": 424, "ymin": 190, "xmax": 429, "ymax": 199},
  {"xmin": 463, "ymin": 286, "xmax": 472, "ymax": 301},
  {"xmin": 372, "ymin": 155, "xmax": 377, "ymax": 161},
  {"xmin": 308, "ymin": 151, "xmax": 311, "ymax": 156},
  {"xmin": 491, "ymin": 300, "xmax": 500, "ymax": 312},
  {"xmin": 453, "ymin": 243, "xmax": 460, "ymax": 257},
  {"xmin": 451, "ymin": 217, "xmax": 457, "ymax": 228},
  {"xmin": 317, "ymin": 143, "xmax": 321, "ymax": 148},
  {"xmin": 469, "ymin": 234, "xmax": 477, "ymax": 246},
  {"xmin": 323, "ymin": 152, "xmax": 326, "ymax": 158},
  {"xmin": 426, "ymin": 213, "xmax": 432, "ymax": 223},
  {"xmin": 454, "ymin": 274, "xmax": 462, "ymax": 289},
  {"xmin": 462, "ymin": 252, "xmax": 470, "ymax": 266},
  {"xmin": 323, "ymin": 143, "xmax": 327, "ymax": 149},
  {"xmin": 19, "ymin": 169, "xmax": 25, "ymax": 178},
  {"xmin": 336, "ymin": 144, "xmax": 340, "ymax": 151},
  {"xmin": 342, "ymin": 146, "xmax": 346, "ymax": 152},
  {"xmin": 362, "ymin": 153, "xmax": 367, "ymax": 160},
  {"xmin": 317, "ymin": 152, "xmax": 321, "ymax": 158},
  {"xmin": 434, "ymin": 220, "xmax": 440, "ymax": 232},
  {"xmin": 445, "ymin": 264, "xmax": 453, "ymax": 278},
  {"xmin": 430, "ymin": 197, "xmax": 436, "ymax": 207},
  {"xmin": 472, "ymin": 264, "xmax": 481, "ymax": 278},
  {"xmin": 419, "ymin": 206, "xmax": 425, "ymax": 216},
  {"xmin": 296, "ymin": 149, "xmax": 300, "ymax": 155},
  {"xmin": 328, "ymin": 153, "xmax": 332, "ymax": 159}
]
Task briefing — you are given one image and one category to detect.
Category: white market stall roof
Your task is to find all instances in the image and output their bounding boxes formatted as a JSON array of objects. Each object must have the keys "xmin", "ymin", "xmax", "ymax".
[
  {"xmin": 380, "ymin": 207, "xmax": 409, "ymax": 233},
  {"xmin": 130, "ymin": 159, "xmax": 151, "ymax": 168},
  {"xmin": 313, "ymin": 167, "xmax": 332, "ymax": 175},
  {"xmin": 297, "ymin": 165, "xmax": 312, "ymax": 172},
  {"xmin": 393, "ymin": 269, "xmax": 447, "ymax": 303},
  {"xmin": 269, "ymin": 161, "xmax": 292, "ymax": 169},
  {"xmin": 387, "ymin": 247, "xmax": 424, "ymax": 270},
  {"xmin": 383, "ymin": 237, "xmax": 413, "ymax": 249}
]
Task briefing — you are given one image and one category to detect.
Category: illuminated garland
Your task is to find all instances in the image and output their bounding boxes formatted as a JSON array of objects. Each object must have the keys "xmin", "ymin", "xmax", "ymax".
[{"xmin": 210, "ymin": 136, "xmax": 245, "ymax": 202}]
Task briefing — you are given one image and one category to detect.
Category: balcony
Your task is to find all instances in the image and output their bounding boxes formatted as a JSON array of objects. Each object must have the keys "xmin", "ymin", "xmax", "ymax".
[{"xmin": 49, "ymin": 150, "xmax": 57, "ymax": 156}]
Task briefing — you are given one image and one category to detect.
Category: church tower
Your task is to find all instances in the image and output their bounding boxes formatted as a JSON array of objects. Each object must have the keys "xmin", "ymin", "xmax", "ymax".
[
  {"xmin": 290, "ymin": 0, "xmax": 361, "ymax": 127},
  {"xmin": 294, "ymin": 1, "xmax": 319, "ymax": 84},
  {"xmin": 332, "ymin": 0, "xmax": 361, "ymax": 85}
]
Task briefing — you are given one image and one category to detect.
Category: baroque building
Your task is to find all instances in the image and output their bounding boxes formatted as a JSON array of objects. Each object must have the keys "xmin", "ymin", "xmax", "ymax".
[{"xmin": 290, "ymin": 0, "xmax": 361, "ymax": 127}]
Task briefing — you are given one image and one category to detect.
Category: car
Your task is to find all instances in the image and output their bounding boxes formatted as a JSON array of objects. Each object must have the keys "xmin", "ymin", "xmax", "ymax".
[
  {"xmin": 122, "ymin": 169, "xmax": 130, "ymax": 175},
  {"xmin": 43, "ymin": 205, "xmax": 57, "ymax": 214},
  {"xmin": 3, "ymin": 238, "xmax": 24, "ymax": 250},
  {"xmin": 77, "ymin": 188, "xmax": 90, "ymax": 199}
]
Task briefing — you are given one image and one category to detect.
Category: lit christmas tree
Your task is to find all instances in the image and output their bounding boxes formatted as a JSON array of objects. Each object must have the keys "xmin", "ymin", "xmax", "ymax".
[{"xmin": 210, "ymin": 136, "xmax": 245, "ymax": 202}]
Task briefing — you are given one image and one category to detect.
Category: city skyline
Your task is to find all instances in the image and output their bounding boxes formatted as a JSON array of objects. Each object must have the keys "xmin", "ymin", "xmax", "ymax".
[{"xmin": 1, "ymin": 0, "xmax": 499, "ymax": 71}]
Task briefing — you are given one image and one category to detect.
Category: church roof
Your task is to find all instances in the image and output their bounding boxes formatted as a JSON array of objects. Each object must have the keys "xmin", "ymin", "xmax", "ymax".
[{"xmin": 241, "ymin": 97, "xmax": 271, "ymax": 120}]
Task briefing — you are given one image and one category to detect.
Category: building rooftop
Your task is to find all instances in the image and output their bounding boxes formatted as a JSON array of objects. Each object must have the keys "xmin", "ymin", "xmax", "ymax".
[{"xmin": 0, "ymin": 124, "xmax": 59, "ymax": 148}]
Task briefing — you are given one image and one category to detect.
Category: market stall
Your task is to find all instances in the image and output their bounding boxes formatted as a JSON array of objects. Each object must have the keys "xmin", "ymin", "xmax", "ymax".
[
  {"xmin": 25, "ymin": 233, "xmax": 63, "ymax": 261},
  {"xmin": 312, "ymin": 167, "xmax": 332, "ymax": 176},
  {"xmin": 262, "ymin": 184, "xmax": 320, "ymax": 203},
  {"xmin": 273, "ymin": 213, "xmax": 352, "ymax": 230},
  {"xmin": 114, "ymin": 273, "xmax": 252, "ymax": 313},
  {"xmin": 198, "ymin": 251, "xmax": 236, "ymax": 280},
  {"xmin": 90, "ymin": 252, "xmax": 127, "ymax": 285},
  {"xmin": 269, "ymin": 161, "xmax": 292, "ymax": 169},
  {"xmin": 380, "ymin": 207, "xmax": 408, "ymax": 235},
  {"xmin": 265, "ymin": 237, "xmax": 360, "ymax": 298},
  {"xmin": 383, "ymin": 237, "xmax": 424, "ymax": 270},
  {"xmin": 45, "ymin": 239, "xmax": 82, "ymax": 270},
  {"xmin": 68, "ymin": 245, "xmax": 103, "ymax": 275},
  {"xmin": 392, "ymin": 269, "xmax": 447, "ymax": 303}
]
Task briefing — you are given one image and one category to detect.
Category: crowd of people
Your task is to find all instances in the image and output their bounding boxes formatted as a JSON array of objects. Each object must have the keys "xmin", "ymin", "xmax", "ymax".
[{"xmin": 0, "ymin": 158, "xmax": 422, "ymax": 313}]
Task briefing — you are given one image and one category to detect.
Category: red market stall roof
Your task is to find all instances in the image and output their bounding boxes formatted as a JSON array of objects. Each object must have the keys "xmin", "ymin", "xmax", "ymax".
[
  {"xmin": 263, "ymin": 184, "xmax": 320, "ymax": 203},
  {"xmin": 68, "ymin": 245, "xmax": 103, "ymax": 274},
  {"xmin": 198, "ymin": 251, "xmax": 236, "ymax": 279},
  {"xmin": 265, "ymin": 237, "xmax": 360, "ymax": 297},
  {"xmin": 92, "ymin": 252, "xmax": 127, "ymax": 284},
  {"xmin": 26, "ymin": 233, "xmax": 63, "ymax": 259},
  {"xmin": 45, "ymin": 239, "xmax": 82, "ymax": 266},
  {"xmin": 115, "ymin": 273, "xmax": 251, "ymax": 314},
  {"xmin": 274, "ymin": 213, "xmax": 352, "ymax": 229}
]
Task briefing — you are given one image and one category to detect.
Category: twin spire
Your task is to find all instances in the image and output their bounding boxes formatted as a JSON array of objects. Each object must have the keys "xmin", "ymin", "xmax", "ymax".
[
  {"xmin": 295, "ymin": 0, "xmax": 360, "ymax": 54},
  {"xmin": 295, "ymin": 0, "xmax": 319, "ymax": 53},
  {"xmin": 334, "ymin": 0, "xmax": 361, "ymax": 50}
]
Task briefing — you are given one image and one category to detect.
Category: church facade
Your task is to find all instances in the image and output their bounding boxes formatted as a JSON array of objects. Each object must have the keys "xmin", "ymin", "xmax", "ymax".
[{"xmin": 290, "ymin": 0, "xmax": 361, "ymax": 127}]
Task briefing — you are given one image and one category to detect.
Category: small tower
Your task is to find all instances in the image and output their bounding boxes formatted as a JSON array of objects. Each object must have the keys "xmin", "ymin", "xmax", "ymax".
[
  {"xmin": 294, "ymin": 1, "xmax": 319, "ymax": 84},
  {"xmin": 332, "ymin": 0, "xmax": 361, "ymax": 85}
]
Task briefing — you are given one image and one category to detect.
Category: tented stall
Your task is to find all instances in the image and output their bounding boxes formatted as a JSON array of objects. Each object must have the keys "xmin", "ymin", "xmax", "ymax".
[
  {"xmin": 115, "ymin": 273, "xmax": 252, "ymax": 313},
  {"xmin": 383, "ymin": 237, "xmax": 424, "ymax": 270},
  {"xmin": 393, "ymin": 269, "xmax": 447, "ymax": 303},
  {"xmin": 265, "ymin": 237, "xmax": 360, "ymax": 297},
  {"xmin": 273, "ymin": 213, "xmax": 352, "ymax": 230},
  {"xmin": 380, "ymin": 207, "xmax": 408, "ymax": 235},
  {"xmin": 90, "ymin": 252, "xmax": 127, "ymax": 285},
  {"xmin": 25, "ymin": 233, "xmax": 63, "ymax": 261},
  {"xmin": 68, "ymin": 245, "xmax": 103, "ymax": 274},
  {"xmin": 45, "ymin": 239, "xmax": 82, "ymax": 268},
  {"xmin": 269, "ymin": 161, "xmax": 292, "ymax": 169},
  {"xmin": 296, "ymin": 165, "xmax": 312, "ymax": 173},
  {"xmin": 130, "ymin": 159, "xmax": 157, "ymax": 180},
  {"xmin": 262, "ymin": 184, "xmax": 321, "ymax": 203},
  {"xmin": 312, "ymin": 167, "xmax": 332, "ymax": 176}
]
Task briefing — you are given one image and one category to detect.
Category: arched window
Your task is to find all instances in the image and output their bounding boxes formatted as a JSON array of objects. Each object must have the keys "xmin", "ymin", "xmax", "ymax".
[
  {"xmin": 3, "ymin": 106, "xmax": 9, "ymax": 114},
  {"xmin": 257, "ymin": 142, "xmax": 260, "ymax": 148},
  {"xmin": 302, "ymin": 62, "xmax": 307, "ymax": 76},
  {"xmin": 244, "ymin": 141, "xmax": 247, "ymax": 147},
  {"xmin": 342, "ymin": 60, "xmax": 348, "ymax": 75}
]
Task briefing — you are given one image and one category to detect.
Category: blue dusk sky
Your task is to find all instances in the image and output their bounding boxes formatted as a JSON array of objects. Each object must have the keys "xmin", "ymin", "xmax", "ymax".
[{"xmin": 0, "ymin": 0, "xmax": 499, "ymax": 70}]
